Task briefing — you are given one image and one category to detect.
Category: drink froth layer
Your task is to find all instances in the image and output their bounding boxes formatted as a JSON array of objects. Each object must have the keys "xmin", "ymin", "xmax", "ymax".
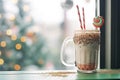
[{"xmin": 73, "ymin": 30, "xmax": 100, "ymax": 44}]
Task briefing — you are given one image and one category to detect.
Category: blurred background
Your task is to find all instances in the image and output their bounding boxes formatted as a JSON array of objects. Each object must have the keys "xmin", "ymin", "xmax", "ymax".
[{"xmin": 0, "ymin": 0, "xmax": 96, "ymax": 71}]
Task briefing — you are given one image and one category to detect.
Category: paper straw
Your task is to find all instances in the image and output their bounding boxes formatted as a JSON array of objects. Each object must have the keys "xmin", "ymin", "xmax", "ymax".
[
  {"xmin": 76, "ymin": 5, "xmax": 83, "ymax": 30},
  {"xmin": 82, "ymin": 7, "xmax": 86, "ymax": 29}
]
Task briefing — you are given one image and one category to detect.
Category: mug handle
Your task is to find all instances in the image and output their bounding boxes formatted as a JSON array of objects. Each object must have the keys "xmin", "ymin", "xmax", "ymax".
[{"xmin": 60, "ymin": 36, "xmax": 75, "ymax": 66}]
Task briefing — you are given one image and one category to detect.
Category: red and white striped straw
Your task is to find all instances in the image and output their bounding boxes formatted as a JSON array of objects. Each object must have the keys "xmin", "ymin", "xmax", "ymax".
[
  {"xmin": 82, "ymin": 7, "xmax": 86, "ymax": 29},
  {"xmin": 76, "ymin": 5, "xmax": 83, "ymax": 30}
]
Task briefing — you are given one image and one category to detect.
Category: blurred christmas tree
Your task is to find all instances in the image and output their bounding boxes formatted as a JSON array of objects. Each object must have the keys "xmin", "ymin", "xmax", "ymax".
[{"xmin": 0, "ymin": 0, "xmax": 49, "ymax": 71}]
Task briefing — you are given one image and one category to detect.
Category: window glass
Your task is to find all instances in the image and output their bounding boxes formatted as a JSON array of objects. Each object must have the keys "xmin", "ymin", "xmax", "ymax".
[{"xmin": 0, "ymin": 0, "xmax": 97, "ymax": 71}]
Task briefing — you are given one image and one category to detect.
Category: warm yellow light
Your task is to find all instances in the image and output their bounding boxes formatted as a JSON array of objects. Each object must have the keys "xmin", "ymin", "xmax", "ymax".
[
  {"xmin": 23, "ymin": 5, "xmax": 29, "ymax": 12},
  {"xmin": 6, "ymin": 29, "xmax": 12, "ymax": 36},
  {"xmin": 14, "ymin": 64, "xmax": 21, "ymax": 71},
  {"xmin": 0, "ymin": 51, "xmax": 2, "ymax": 56},
  {"xmin": 0, "ymin": 58, "xmax": 4, "ymax": 65},
  {"xmin": 1, "ymin": 41, "xmax": 6, "ymax": 47},
  {"xmin": 15, "ymin": 43, "xmax": 22, "ymax": 50},
  {"xmin": 11, "ymin": 0, "xmax": 18, "ymax": 4},
  {"xmin": 11, "ymin": 35, "xmax": 17, "ymax": 40},
  {"xmin": 0, "ymin": 14, "xmax": 2, "ymax": 18},
  {"xmin": 26, "ymin": 32, "xmax": 34, "ymax": 37},
  {"xmin": 9, "ymin": 14, "xmax": 16, "ymax": 21},
  {"xmin": 20, "ymin": 36, "xmax": 26, "ymax": 42}
]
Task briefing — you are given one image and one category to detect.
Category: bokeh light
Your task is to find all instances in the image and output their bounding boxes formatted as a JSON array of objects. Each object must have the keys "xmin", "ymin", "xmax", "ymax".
[
  {"xmin": 23, "ymin": 5, "xmax": 29, "ymax": 12},
  {"xmin": 11, "ymin": 34, "xmax": 17, "ymax": 40},
  {"xmin": 9, "ymin": 14, "xmax": 16, "ymax": 21},
  {"xmin": 6, "ymin": 29, "xmax": 12, "ymax": 36},
  {"xmin": 0, "ymin": 58, "xmax": 4, "ymax": 65},
  {"xmin": 0, "ymin": 14, "xmax": 2, "ymax": 18},
  {"xmin": 0, "ymin": 41, "xmax": 7, "ymax": 47},
  {"xmin": 11, "ymin": 0, "xmax": 18, "ymax": 4},
  {"xmin": 20, "ymin": 36, "xmax": 26, "ymax": 42},
  {"xmin": 14, "ymin": 64, "xmax": 21, "ymax": 70},
  {"xmin": 15, "ymin": 43, "xmax": 22, "ymax": 50}
]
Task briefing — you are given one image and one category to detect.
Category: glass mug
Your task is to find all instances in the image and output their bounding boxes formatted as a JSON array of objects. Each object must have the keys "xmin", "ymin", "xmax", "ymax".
[{"xmin": 61, "ymin": 30, "xmax": 100, "ymax": 73}]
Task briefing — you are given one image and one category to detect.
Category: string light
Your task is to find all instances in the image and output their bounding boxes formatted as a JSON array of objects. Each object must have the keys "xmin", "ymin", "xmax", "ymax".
[
  {"xmin": 9, "ymin": 14, "xmax": 16, "ymax": 21},
  {"xmin": 15, "ymin": 43, "xmax": 22, "ymax": 50},
  {"xmin": 11, "ymin": 0, "xmax": 18, "ymax": 4},
  {"xmin": 0, "ymin": 58, "xmax": 4, "ymax": 65},
  {"xmin": 11, "ymin": 34, "xmax": 17, "ymax": 40},
  {"xmin": 0, "ymin": 51, "xmax": 2, "ymax": 56},
  {"xmin": 0, "ymin": 14, "xmax": 2, "ymax": 19},
  {"xmin": 6, "ymin": 29, "xmax": 12, "ymax": 36},
  {"xmin": 14, "ymin": 64, "xmax": 21, "ymax": 70},
  {"xmin": 23, "ymin": 5, "xmax": 29, "ymax": 12},
  {"xmin": 20, "ymin": 36, "xmax": 26, "ymax": 42},
  {"xmin": 26, "ymin": 32, "xmax": 34, "ymax": 37},
  {"xmin": 0, "ymin": 41, "xmax": 6, "ymax": 47}
]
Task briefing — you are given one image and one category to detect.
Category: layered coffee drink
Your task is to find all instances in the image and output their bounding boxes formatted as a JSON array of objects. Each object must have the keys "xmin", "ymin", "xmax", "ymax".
[{"xmin": 73, "ymin": 30, "xmax": 100, "ymax": 73}]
